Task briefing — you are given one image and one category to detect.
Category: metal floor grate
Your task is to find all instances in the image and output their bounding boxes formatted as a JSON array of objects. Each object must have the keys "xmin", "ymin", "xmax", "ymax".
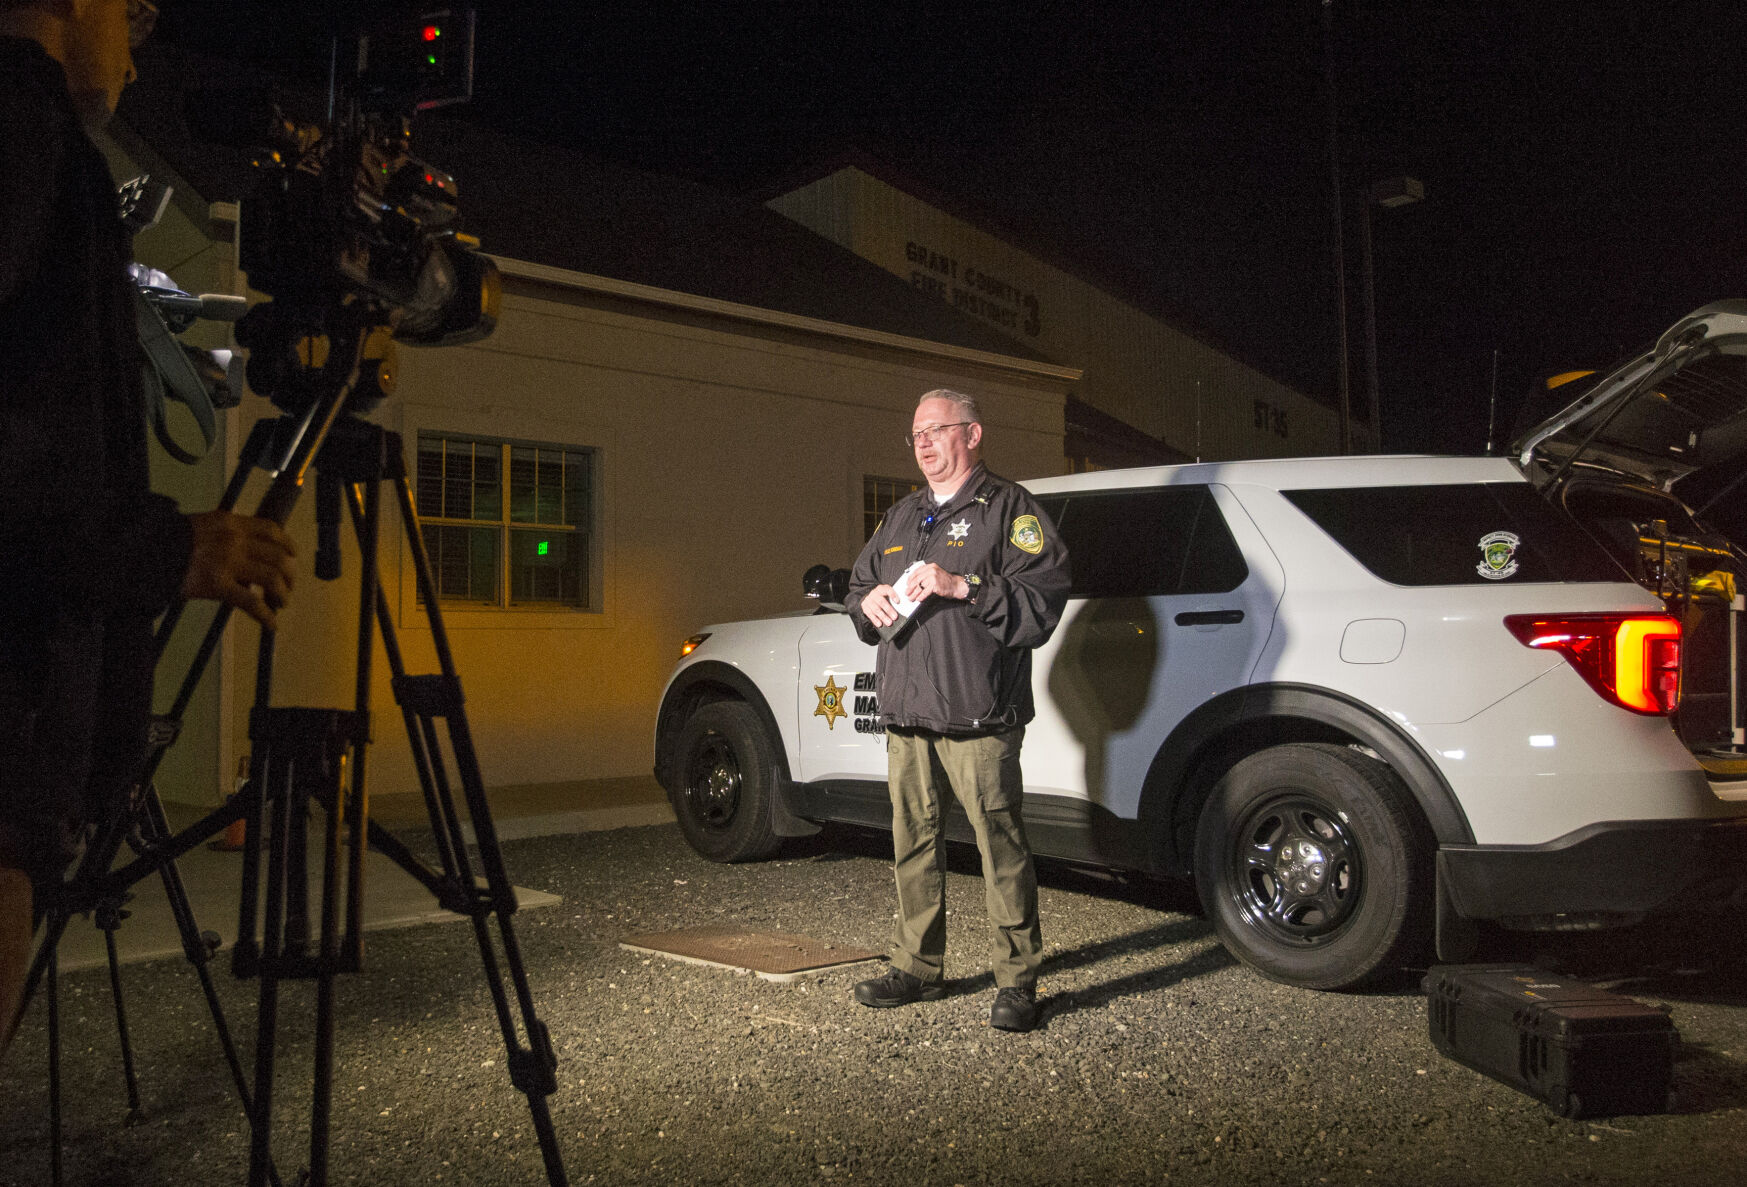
[{"xmin": 620, "ymin": 926, "xmax": 882, "ymax": 982}]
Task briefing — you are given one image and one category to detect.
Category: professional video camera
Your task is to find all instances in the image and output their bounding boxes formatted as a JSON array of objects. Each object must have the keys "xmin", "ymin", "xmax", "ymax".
[{"xmin": 195, "ymin": 4, "xmax": 500, "ymax": 415}]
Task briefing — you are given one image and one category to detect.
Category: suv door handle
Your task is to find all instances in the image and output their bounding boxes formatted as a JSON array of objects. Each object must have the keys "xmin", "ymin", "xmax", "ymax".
[{"xmin": 1174, "ymin": 609, "xmax": 1245, "ymax": 626}]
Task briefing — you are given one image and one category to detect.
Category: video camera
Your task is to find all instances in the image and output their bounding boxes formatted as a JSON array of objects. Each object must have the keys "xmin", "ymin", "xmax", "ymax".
[{"xmin": 190, "ymin": 4, "xmax": 499, "ymax": 416}]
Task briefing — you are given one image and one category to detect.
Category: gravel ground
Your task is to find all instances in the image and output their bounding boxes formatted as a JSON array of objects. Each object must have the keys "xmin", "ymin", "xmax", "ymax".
[{"xmin": 3, "ymin": 822, "xmax": 1746, "ymax": 1186}]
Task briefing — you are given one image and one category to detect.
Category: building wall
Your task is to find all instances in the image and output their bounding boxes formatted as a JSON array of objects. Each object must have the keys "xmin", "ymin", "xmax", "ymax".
[
  {"xmin": 159, "ymin": 273, "xmax": 1070, "ymax": 805},
  {"xmin": 769, "ymin": 166, "xmax": 1358, "ymax": 461}
]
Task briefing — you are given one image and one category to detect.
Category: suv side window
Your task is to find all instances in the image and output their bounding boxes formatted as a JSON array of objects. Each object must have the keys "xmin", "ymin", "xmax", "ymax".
[
  {"xmin": 1035, "ymin": 486, "xmax": 1248, "ymax": 598},
  {"xmin": 1284, "ymin": 482, "xmax": 1628, "ymax": 585}
]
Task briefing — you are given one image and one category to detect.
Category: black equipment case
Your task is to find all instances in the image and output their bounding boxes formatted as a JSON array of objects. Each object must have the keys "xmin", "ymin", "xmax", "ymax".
[{"xmin": 1422, "ymin": 964, "xmax": 1677, "ymax": 1118}]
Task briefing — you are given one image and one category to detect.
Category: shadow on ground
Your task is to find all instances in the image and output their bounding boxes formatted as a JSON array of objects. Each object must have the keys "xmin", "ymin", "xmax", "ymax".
[{"xmin": 800, "ymin": 821, "xmax": 1204, "ymax": 912}]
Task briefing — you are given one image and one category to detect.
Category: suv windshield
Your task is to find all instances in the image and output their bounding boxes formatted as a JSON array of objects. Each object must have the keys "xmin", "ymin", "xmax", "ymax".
[{"xmin": 1284, "ymin": 482, "xmax": 1628, "ymax": 586}]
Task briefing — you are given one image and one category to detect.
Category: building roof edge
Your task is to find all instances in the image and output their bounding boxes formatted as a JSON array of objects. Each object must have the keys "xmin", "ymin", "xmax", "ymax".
[{"xmin": 491, "ymin": 255, "xmax": 1084, "ymax": 385}]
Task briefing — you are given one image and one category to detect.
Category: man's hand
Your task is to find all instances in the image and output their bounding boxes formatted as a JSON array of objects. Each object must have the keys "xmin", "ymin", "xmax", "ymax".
[
  {"xmin": 860, "ymin": 583, "xmax": 902, "ymax": 628},
  {"xmin": 181, "ymin": 511, "xmax": 297, "ymax": 630},
  {"xmin": 903, "ymin": 563, "xmax": 969, "ymax": 603}
]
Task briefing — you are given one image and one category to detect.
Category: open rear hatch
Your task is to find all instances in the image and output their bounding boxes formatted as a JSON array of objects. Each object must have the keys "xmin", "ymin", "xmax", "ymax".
[{"xmin": 1513, "ymin": 301, "xmax": 1747, "ymax": 755}]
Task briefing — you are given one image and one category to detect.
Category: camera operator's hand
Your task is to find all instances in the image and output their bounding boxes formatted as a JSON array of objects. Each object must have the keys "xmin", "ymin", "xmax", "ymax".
[{"xmin": 181, "ymin": 511, "xmax": 298, "ymax": 630}]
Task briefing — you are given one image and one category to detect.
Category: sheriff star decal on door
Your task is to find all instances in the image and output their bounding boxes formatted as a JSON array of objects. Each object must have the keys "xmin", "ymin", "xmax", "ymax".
[{"xmin": 814, "ymin": 675, "xmax": 848, "ymax": 728}]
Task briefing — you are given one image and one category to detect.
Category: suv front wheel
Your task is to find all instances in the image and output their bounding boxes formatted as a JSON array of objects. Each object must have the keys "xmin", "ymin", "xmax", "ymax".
[
  {"xmin": 1194, "ymin": 742, "xmax": 1431, "ymax": 991},
  {"xmin": 670, "ymin": 701, "xmax": 783, "ymax": 862}
]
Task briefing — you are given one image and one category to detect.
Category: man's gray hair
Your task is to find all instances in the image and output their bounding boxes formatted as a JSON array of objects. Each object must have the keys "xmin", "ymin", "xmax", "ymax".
[{"xmin": 918, "ymin": 388, "xmax": 981, "ymax": 425}]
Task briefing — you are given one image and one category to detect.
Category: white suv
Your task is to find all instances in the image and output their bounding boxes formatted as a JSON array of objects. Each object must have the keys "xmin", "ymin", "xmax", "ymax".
[{"xmin": 654, "ymin": 302, "xmax": 1747, "ymax": 991}]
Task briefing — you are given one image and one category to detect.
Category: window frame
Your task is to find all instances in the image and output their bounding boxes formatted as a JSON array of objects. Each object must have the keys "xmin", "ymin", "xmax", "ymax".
[
  {"xmin": 412, "ymin": 429, "xmax": 603, "ymax": 616},
  {"xmin": 863, "ymin": 474, "xmax": 923, "ymax": 542}
]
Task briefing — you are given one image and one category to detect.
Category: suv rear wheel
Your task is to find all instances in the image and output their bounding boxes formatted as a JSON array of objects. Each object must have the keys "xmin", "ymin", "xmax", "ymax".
[
  {"xmin": 1194, "ymin": 742, "xmax": 1431, "ymax": 990},
  {"xmin": 671, "ymin": 701, "xmax": 783, "ymax": 862}
]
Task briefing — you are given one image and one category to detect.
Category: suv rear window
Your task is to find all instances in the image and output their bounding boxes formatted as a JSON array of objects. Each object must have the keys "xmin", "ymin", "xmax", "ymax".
[
  {"xmin": 1284, "ymin": 483, "xmax": 1628, "ymax": 586},
  {"xmin": 1034, "ymin": 486, "xmax": 1247, "ymax": 598}
]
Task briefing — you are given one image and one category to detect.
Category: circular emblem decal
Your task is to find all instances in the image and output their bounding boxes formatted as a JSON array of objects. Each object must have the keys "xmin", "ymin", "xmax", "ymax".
[
  {"xmin": 1477, "ymin": 530, "xmax": 1521, "ymax": 580},
  {"xmin": 1010, "ymin": 514, "xmax": 1044, "ymax": 555}
]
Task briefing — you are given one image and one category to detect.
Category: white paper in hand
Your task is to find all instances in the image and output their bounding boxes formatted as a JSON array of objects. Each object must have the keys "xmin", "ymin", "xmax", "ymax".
[
  {"xmin": 891, "ymin": 561, "xmax": 926, "ymax": 617},
  {"xmin": 878, "ymin": 561, "xmax": 927, "ymax": 642}
]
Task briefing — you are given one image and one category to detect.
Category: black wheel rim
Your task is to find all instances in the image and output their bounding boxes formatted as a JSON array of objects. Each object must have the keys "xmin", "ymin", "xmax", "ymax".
[
  {"xmin": 1227, "ymin": 793, "xmax": 1362, "ymax": 945},
  {"xmin": 683, "ymin": 731, "xmax": 740, "ymax": 831}
]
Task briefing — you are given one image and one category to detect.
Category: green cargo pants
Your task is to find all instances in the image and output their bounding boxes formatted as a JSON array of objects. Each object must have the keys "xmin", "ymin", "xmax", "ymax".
[{"xmin": 884, "ymin": 726, "xmax": 1041, "ymax": 990}]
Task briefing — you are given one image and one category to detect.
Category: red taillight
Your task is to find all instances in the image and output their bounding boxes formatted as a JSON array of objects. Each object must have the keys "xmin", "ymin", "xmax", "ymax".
[{"xmin": 1504, "ymin": 613, "xmax": 1682, "ymax": 715}]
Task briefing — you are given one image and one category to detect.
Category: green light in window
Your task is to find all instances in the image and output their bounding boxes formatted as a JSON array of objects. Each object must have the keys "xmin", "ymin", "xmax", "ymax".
[{"xmin": 537, "ymin": 540, "xmax": 550, "ymax": 556}]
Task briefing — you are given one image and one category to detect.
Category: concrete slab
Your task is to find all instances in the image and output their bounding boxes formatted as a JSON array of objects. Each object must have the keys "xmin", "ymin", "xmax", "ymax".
[
  {"xmin": 620, "ymin": 926, "xmax": 884, "ymax": 983},
  {"xmin": 367, "ymin": 775, "xmax": 676, "ymax": 843},
  {"xmin": 46, "ymin": 836, "xmax": 561, "ymax": 974},
  {"xmin": 42, "ymin": 775, "xmax": 674, "ymax": 973}
]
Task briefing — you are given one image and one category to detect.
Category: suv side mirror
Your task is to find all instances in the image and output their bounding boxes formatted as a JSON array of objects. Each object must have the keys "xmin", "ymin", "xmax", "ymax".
[{"xmin": 803, "ymin": 563, "xmax": 850, "ymax": 611}]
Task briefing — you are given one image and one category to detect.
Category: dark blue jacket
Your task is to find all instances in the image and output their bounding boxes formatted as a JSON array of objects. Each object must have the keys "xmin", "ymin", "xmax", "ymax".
[{"xmin": 846, "ymin": 464, "xmax": 1069, "ymax": 734}]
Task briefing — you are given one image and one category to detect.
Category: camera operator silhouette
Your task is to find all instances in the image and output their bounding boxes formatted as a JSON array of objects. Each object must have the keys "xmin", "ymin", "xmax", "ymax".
[{"xmin": 1, "ymin": 0, "xmax": 297, "ymax": 1059}]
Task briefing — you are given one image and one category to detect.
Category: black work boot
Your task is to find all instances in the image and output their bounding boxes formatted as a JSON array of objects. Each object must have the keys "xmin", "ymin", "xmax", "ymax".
[
  {"xmin": 853, "ymin": 967, "xmax": 945, "ymax": 1008},
  {"xmin": 989, "ymin": 986, "xmax": 1039, "ymax": 1032}
]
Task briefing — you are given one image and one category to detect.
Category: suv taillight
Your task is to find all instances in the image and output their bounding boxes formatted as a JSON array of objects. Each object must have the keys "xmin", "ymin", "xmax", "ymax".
[{"xmin": 1504, "ymin": 613, "xmax": 1682, "ymax": 715}]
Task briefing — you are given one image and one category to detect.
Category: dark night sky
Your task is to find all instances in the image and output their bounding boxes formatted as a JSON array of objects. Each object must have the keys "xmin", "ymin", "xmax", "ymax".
[{"xmin": 154, "ymin": 1, "xmax": 1747, "ymax": 455}]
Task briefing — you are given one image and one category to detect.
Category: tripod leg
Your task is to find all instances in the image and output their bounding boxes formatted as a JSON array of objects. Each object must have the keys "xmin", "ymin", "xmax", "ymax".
[
  {"xmin": 308, "ymin": 747, "xmax": 349, "ymax": 1187},
  {"xmin": 98, "ymin": 905, "xmax": 145, "ymax": 1125},
  {"xmin": 344, "ymin": 474, "xmax": 378, "ymax": 963},
  {"xmin": 234, "ymin": 766, "xmax": 266, "ymax": 978},
  {"xmin": 18, "ymin": 779, "xmax": 153, "ymax": 1019},
  {"xmin": 18, "ymin": 904, "xmax": 72, "ymax": 1050},
  {"xmin": 248, "ymin": 751, "xmax": 295, "ymax": 1187},
  {"xmin": 18, "ymin": 801, "xmax": 145, "ymax": 1186},
  {"xmin": 369, "ymin": 472, "xmax": 569, "ymax": 1185},
  {"xmin": 24, "ymin": 780, "xmax": 290, "ymax": 1187},
  {"xmin": 134, "ymin": 789, "xmax": 286, "ymax": 1187},
  {"xmin": 47, "ymin": 947, "xmax": 62, "ymax": 1187},
  {"xmin": 453, "ymin": 754, "xmax": 569, "ymax": 1187}
]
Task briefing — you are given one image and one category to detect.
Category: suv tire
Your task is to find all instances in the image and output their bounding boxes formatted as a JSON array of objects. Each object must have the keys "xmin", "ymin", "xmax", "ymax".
[
  {"xmin": 671, "ymin": 701, "xmax": 783, "ymax": 862},
  {"xmin": 1194, "ymin": 742, "xmax": 1431, "ymax": 990}
]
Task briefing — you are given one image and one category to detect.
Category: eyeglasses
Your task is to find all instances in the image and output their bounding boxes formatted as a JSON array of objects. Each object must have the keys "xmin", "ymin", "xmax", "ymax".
[
  {"xmin": 127, "ymin": 0, "xmax": 158, "ymax": 51},
  {"xmin": 905, "ymin": 421, "xmax": 971, "ymax": 448}
]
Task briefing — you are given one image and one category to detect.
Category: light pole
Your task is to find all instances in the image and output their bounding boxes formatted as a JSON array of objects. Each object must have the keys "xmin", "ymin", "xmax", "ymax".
[
  {"xmin": 1320, "ymin": 0, "xmax": 1352, "ymax": 454},
  {"xmin": 1360, "ymin": 175, "xmax": 1424, "ymax": 452}
]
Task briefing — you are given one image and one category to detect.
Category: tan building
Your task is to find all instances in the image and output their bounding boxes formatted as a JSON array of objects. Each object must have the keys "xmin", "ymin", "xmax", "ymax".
[
  {"xmin": 107, "ymin": 111, "xmax": 1077, "ymax": 812},
  {"xmin": 768, "ymin": 160, "xmax": 1366, "ymax": 465}
]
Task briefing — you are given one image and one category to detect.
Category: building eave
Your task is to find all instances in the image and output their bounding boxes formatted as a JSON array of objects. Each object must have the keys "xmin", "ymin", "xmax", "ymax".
[{"xmin": 491, "ymin": 255, "xmax": 1083, "ymax": 386}]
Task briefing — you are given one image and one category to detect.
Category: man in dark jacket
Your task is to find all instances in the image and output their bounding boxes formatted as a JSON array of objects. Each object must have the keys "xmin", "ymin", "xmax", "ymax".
[
  {"xmin": 846, "ymin": 388, "xmax": 1069, "ymax": 1032},
  {"xmin": 2, "ymin": 0, "xmax": 297, "ymax": 1058}
]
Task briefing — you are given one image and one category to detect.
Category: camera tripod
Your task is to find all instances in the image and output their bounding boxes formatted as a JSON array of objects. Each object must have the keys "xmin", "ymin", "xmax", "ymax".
[{"xmin": 19, "ymin": 312, "xmax": 568, "ymax": 1186}]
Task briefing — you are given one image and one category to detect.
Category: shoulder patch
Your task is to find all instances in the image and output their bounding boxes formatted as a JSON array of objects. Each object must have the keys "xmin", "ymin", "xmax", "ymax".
[{"xmin": 1010, "ymin": 514, "xmax": 1044, "ymax": 555}]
